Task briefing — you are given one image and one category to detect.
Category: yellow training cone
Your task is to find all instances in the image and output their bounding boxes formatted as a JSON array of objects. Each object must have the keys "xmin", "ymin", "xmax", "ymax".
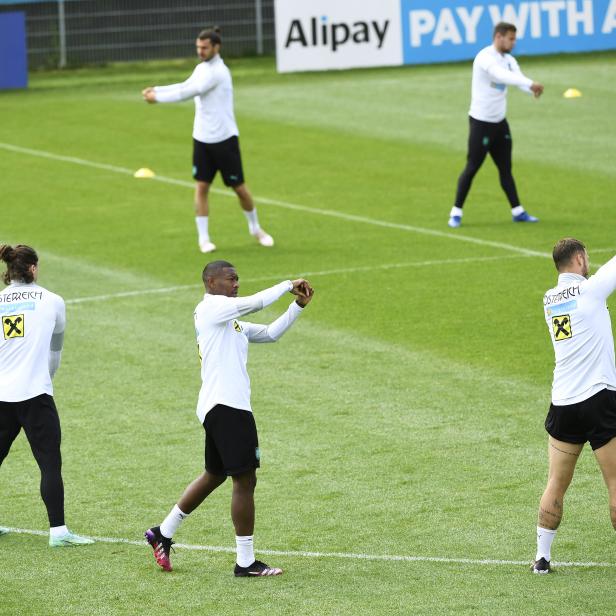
[
  {"xmin": 134, "ymin": 167, "xmax": 156, "ymax": 178},
  {"xmin": 563, "ymin": 88, "xmax": 582, "ymax": 98}
]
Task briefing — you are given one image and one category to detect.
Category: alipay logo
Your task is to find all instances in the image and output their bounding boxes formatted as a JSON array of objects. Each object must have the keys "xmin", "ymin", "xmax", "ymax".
[{"xmin": 284, "ymin": 15, "xmax": 390, "ymax": 52}]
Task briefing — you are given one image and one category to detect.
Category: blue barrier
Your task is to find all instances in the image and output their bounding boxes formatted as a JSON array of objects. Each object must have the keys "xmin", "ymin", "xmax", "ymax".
[
  {"xmin": 0, "ymin": 11, "xmax": 28, "ymax": 89},
  {"xmin": 401, "ymin": 0, "xmax": 616, "ymax": 65}
]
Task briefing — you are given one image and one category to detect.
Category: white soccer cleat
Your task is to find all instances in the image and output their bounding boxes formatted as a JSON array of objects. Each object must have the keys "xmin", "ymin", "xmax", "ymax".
[
  {"xmin": 49, "ymin": 531, "xmax": 95, "ymax": 547},
  {"xmin": 199, "ymin": 240, "xmax": 217, "ymax": 254},
  {"xmin": 253, "ymin": 229, "xmax": 274, "ymax": 247}
]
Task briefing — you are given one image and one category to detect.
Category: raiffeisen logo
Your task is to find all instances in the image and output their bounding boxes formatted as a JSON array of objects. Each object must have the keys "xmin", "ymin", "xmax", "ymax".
[{"xmin": 284, "ymin": 15, "xmax": 390, "ymax": 52}]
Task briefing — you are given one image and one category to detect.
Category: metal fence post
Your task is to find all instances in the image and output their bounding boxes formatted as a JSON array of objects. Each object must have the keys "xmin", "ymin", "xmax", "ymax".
[
  {"xmin": 58, "ymin": 0, "xmax": 67, "ymax": 68},
  {"xmin": 255, "ymin": 0, "xmax": 263, "ymax": 55}
]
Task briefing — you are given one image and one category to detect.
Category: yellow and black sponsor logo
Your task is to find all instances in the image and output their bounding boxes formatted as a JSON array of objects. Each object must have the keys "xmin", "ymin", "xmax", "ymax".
[
  {"xmin": 3, "ymin": 314, "xmax": 25, "ymax": 339},
  {"xmin": 552, "ymin": 314, "xmax": 572, "ymax": 341},
  {"xmin": 233, "ymin": 320, "xmax": 242, "ymax": 333}
]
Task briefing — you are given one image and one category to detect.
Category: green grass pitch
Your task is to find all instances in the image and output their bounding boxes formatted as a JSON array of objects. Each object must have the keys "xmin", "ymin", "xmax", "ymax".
[{"xmin": 0, "ymin": 51, "xmax": 615, "ymax": 614}]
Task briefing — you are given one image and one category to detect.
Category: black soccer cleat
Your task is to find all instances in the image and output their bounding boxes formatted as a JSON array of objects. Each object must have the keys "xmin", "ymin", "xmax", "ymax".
[
  {"xmin": 234, "ymin": 559, "xmax": 283, "ymax": 577},
  {"xmin": 145, "ymin": 526, "xmax": 174, "ymax": 572},
  {"xmin": 531, "ymin": 557, "xmax": 551, "ymax": 574}
]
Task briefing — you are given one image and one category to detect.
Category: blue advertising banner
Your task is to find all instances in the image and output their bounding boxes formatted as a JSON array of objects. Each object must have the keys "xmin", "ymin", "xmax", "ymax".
[
  {"xmin": 0, "ymin": 11, "xmax": 28, "ymax": 89},
  {"xmin": 275, "ymin": 0, "xmax": 616, "ymax": 72},
  {"xmin": 401, "ymin": 0, "xmax": 616, "ymax": 64}
]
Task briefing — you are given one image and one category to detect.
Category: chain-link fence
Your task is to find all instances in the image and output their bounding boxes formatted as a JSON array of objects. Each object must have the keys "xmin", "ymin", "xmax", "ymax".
[{"xmin": 0, "ymin": 0, "xmax": 274, "ymax": 69}]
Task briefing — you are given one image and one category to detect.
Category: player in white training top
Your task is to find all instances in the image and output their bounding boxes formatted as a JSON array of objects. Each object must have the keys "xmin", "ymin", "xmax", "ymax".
[
  {"xmin": 146, "ymin": 260, "xmax": 313, "ymax": 577},
  {"xmin": 142, "ymin": 28, "xmax": 274, "ymax": 254},
  {"xmin": 448, "ymin": 22, "xmax": 544, "ymax": 228},
  {"xmin": 0, "ymin": 245, "xmax": 93, "ymax": 547},
  {"xmin": 532, "ymin": 238, "xmax": 616, "ymax": 574}
]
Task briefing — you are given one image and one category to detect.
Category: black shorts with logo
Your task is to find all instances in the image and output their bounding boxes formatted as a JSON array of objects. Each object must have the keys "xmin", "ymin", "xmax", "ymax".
[
  {"xmin": 203, "ymin": 404, "xmax": 260, "ymax": 476},
  {"xmin": 192, "ymin": 136, "xmax": 245, "ymax": 186},
  {"xmin": 545, "ymin": 388, "xmax": 616, "ymax": 450}
]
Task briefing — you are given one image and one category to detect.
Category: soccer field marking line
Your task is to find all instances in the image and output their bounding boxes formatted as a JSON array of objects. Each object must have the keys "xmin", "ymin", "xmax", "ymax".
[
  {"xmin": 0, "ymin": 142, "xmax": 548, "ymax": 259},
  {"xmin": 4, "ymin": 527, "xmax": 614, "ymax": 569},
  {"xmin": 64, "ymin": 254, "xmax": 528, "ymax": 305}
]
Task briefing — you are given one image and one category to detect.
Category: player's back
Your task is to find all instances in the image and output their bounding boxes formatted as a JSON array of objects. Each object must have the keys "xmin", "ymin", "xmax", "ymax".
[
  {"xmin": 544, "ymin": 272, "xmax": 616, "ymax": 405},
  {"xmin": 0, "ymin": 282, "xmax": 64, "ymax": 402}
]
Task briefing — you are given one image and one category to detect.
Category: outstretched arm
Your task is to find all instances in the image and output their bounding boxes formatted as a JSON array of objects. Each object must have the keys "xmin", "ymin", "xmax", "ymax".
[
  {"xmin": 243, "ymin": 282, "xmax": 314, "ymax": 343},
  {"xmin": 485, "ymin": 58, "xmax": 543, "ymax": 98},
  {"xmin": 142, "ymin": 65, "xmax": 218, "ymax": 104},
  {"xmin": 201, "ymin": 279, "xmax": 313, "ymax": 325},
  {"xmin": 585, "ymin": 255, "xmax": 616, "ymax": 300},
  {"xmin": 485, "ymin": 62, "xmax": 533, "ymax": 89},
  {"xmin": 204, "ymin": 279, "xmax": 303, "ymax": 324},
  {"xmin": 242, "ymin": 302, "xmax": 303, "ymax": 343}
]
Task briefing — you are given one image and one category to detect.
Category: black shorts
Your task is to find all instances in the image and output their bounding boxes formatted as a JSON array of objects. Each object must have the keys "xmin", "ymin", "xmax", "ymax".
[
  {"xmin": 545, "ymin": 388, "xmax": 616, "ymax": 450},
  {"xmin": 192, "ymin": 136, "xmax": 245, "ymax": 187},
  {"xmin": 0, "ymin": 394, "xmax": 62, "ymax": 463},
  {"xmin": 466, "ymin": 116, "xmax": 513, "ymax": 160},
  {"xmin": 203, "ymin": 404, "xmax": 259, "ymax": 476}
]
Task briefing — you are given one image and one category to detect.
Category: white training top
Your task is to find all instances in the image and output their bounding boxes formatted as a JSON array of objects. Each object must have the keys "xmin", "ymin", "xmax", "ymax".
[
  {"xmin": 0, "ymin": 282, "xmax": 65, "ymax": 402},
  {"xmin": 469, "ymin": 44, "xmax": 533, "ymax": 123},
  {"xmin": 154, "ymin": 54, "xmax": 239, "ymax": 144},
  {"xmin": 194, "ymin": 280, "xmax": 304, "ymax": 422},
  {"xmin": 543, "ymin": 256, "xmax": 616, "ymax": 405}
]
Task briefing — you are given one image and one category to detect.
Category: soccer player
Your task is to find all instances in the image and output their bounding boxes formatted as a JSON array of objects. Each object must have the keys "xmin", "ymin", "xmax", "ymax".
[
  {"xmin": 533, "ymin": 239, "xmax": 616, "ymax": 573},
  {"xmin": 0, "ymin": 245, "xmax": 94, "ymax": 547},
  {"xmin": 142, "ymin": 28, "xmax": 274, "ymax": 253},
  {"xmin": 145, "ymin": 261, "xmax": 313, "ymax": 577},
  {"xmin": 447, "ymin": 22, "xmax": 544, "ymax": 228}
]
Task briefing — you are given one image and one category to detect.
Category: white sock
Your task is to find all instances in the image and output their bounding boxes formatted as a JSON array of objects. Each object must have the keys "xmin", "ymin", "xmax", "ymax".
[
  {"xmin": 160, "ymin": 504, "xmax": 188, "ymax": 539},
  {"xmin": 195, "ymin": 216, "xmax": 209, "ymax": 243},
  {"xmin": 50, "ymin": 524, "xmax": 68, "ymax": 538},
  {"xmin": 243, "ymin": 209, "xmax": 261, "ymax": 234},
  {"xmin": 511, "ymin": 205, "xmax": 525, "ymax": 216},
  {"xmin": 449, "ymin": 206, "xmax": 463, "ymax": 217},
  {"xmin": 535, "ymin": 526, "xmax": 557, "ymax": 561},
  {"xmin": 236, "ymin": 535, "xmax": 255, "ymax": 567}
]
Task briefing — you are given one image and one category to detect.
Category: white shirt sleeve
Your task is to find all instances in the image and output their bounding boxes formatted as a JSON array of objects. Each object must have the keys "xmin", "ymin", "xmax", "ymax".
[
  {"xmin": 205, "ymin": 281, "xmax": 294, "ymax": 324},
  {"xmin": 509, "ymin": 56, "xmax": 533, "ymax": 93},
  {"xmin": 478, "ymin": 53, "xmax": 533, "ymax": 90},
  {"xmin": 584, "ymin": 255, "xmax": 616, "ymax": 300},
  {"xmin": 53, "ymin": 297, "xmax": 66, "ymax": 337},
  {"xmin": 49, "ymin": 297, "xmax": 65, "ymax": 378},
  {"xmin": 240, "ymin": 301, "xmax": 304, "ymax": 343},
  {"xmin": 485, "ymin": 62, "xmax": 533, "ymax": 89},
  {"xmin": 154, "ymin": 64, "xmax": 219, "ymax": 103}
]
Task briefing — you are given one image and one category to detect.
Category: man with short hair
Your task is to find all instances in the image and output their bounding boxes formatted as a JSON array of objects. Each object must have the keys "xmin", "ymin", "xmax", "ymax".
[
  {"xmin": 533, "ymin": 238, "xmax": 616, "ymax": 573},
  {"xmin": 448, "ymin": 22, "xmax": 544, "ymax": 228},
  {"xmin": 146, "ymin": 261, "xmax": 314, "ymax": 577},
  {"xmin": 142, "ymin": 29, "xmax": 273, "ymax": 253}
]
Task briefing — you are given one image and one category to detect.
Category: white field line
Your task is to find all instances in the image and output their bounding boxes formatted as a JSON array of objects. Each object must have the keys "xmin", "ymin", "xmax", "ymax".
[
  {"xmin": 0, "ymin": 142, "xmax": 549, "ymax": 258},
  {"xmin": 64, "ymin": 254, "xmax": 528, "ymax": 305},
  {"xmin": 3, "ymin": 527, "xmax": 614, "ymax": 569}
]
